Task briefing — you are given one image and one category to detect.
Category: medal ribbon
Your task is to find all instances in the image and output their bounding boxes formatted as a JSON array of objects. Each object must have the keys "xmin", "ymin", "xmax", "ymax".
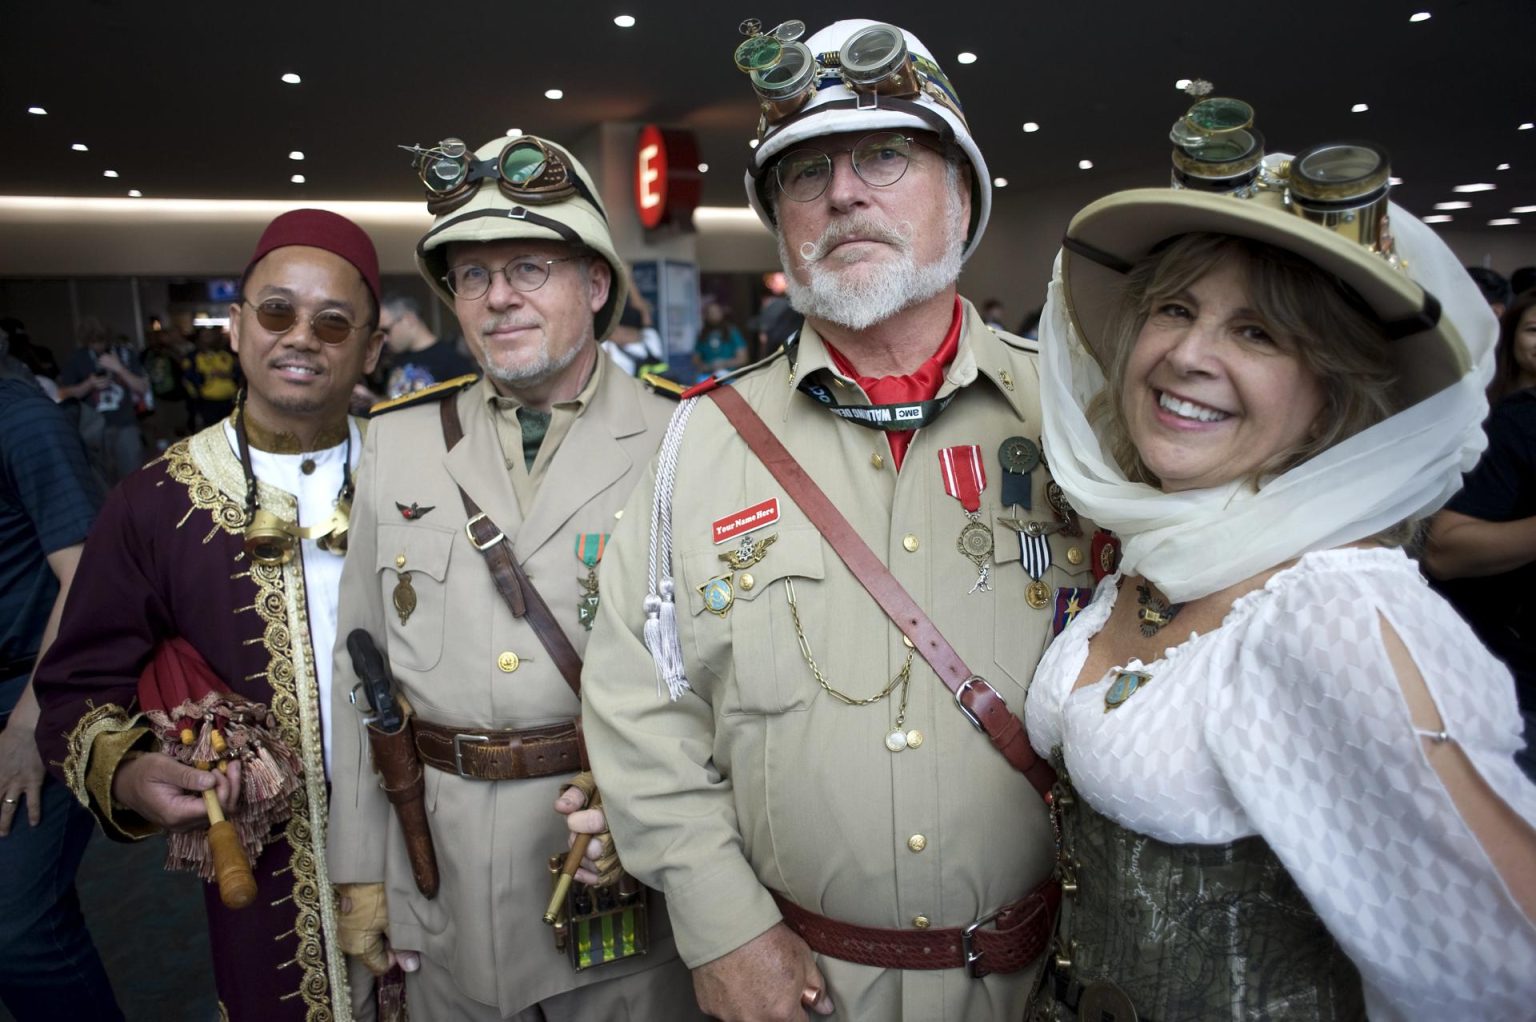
[
  {"xmin": 575, "ymin": 532, "xmax": 608, "ymax": 568},
  {"xmin": 938, "ymin": 444, "xmax": 986, "ymax": 513},
  {"xmin": 1021, "ymin": 533, "xmax": 1050, "ymax": 581}
]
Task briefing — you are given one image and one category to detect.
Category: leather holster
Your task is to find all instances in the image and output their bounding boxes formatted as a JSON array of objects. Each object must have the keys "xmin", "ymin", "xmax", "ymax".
[{"xmin": 366, "ymin": 716, "xmax": 440, "ymax": 899}]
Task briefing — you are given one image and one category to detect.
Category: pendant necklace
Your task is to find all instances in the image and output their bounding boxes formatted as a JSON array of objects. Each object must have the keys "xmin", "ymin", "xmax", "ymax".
[{"xmin": 1135, "ymin": 581, "xmax": 1184, "ymax": 638}]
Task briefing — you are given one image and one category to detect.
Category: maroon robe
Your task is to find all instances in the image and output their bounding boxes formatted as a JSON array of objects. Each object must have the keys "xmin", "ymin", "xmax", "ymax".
[{"xmin": 34, "ymin": 423, "xmax": 355, "ymax": 1022}]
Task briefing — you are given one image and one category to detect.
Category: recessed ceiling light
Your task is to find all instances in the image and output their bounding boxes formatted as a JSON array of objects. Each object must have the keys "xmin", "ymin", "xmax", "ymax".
[
  {"xmin": 506, "ymin": 127, "xmax": 523, "ymax": 137},
  {"xmin": 1452, "ymin": 182, "xmax": 1496, "ymax": 192},
  {"xmin": 288, "ymin": 150, "xmax": 305, "ymax": 161},
  {"xmin": 993, "ymin": 177, "xmax": 1008, "ymax": 187},
  {"xmin": 1510, "ymin": 205, "xmax": 1536, "ymax": 214},
  {"xmin": 1409, "ymin": 11, "xmax": 1431, "ymax": 22},
  {"xmin": 957, "ymin": 52, "xmax": 977, "ymax": 64},
  {"xmin": 749, "ymin": 139, "xmax": 759, "ymax": 149},
  {"xmin": 1351, "ymin": 102, "xmax": 1369, "ymax": 113},
  {"xmin": 1175, "ymin": 78, "xmax": 1192, "ymax": 89},
  {"xmin": 1488, "ymin": 218, "xmax": 1520, "ymax": 226},
  {"xmin": 1389, "ymin": 176, "xmax": 1404, "ymax": 186},
  {"xmin": 613, "ymin": 14, "xmax": 636, "ymax": 27},
  {"xmin": 1497, "ymin": 163, "xmax": 1511, "ymax": 171},
  {"xmin": 127, "ymin": 189, "xmax": 142, "ymax": 197},
  {"xmin": 291, "ymin": 174, "xmax": 306, "ymax": 184},
  {"xmin": 697, "ymin": 162, "xmax": 709, "ymax": 173},
  {"xmin": 1433, "ymin": 201, "xmax": 1472, "ymax": 210},
  {"xmin": 544, "ymin": 89, "xmax": 564, "ymax": 100},
  {"xmin": 1423, "ymin": 214, "xmax": 1453, "ymax": 223},
  {"xmin": 103, "ymin": 170, "xmax": 119, "ymax": 178},
  {"xmin": 281, "ymin": 73, "xmax": 301, "ymax": 85},
  {"xmin": 1022, "ymin": 122, "xmax": 1040, "ymax": 133},
  {"xmin": 27, "ymin": 106, "xmax": 46, "ymax": 115},
  {"xmin": 71, "ymin": 143, "xmax": 88, "ymax": 152},
  {"xmin": 1521, "ymin": 123, "xmax": 1534, "ymax": 131},
  {"xmin": 1078, "ymin": 159, "xmax": 1094, "ymax": 170}
]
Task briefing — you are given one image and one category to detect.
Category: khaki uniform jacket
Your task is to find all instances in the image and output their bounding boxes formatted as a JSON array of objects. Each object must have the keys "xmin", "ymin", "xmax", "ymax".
[
  {"xmin": 327, "ymin": 360, "xmax": 683, "ymax": 1016},
  {"xmin": 582, "ymin": 299, "xmax": 1096, "ymax": 1020}
]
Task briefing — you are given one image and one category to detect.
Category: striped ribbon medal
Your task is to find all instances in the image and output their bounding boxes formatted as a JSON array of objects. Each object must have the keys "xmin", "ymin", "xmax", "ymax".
[
  {"xmin": 575, "ymin": 532, "xmax": 609, "ymax": 630},
  {"xmin": 938, "ymin": 444, "xmax": 992, "ymax": 594},
  {"xmin": 1020, "ymin": 531, "xmax": 1053, "ymax": 609}
]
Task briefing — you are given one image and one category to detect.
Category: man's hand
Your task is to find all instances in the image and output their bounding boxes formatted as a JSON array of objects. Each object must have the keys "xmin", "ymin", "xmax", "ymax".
[
  {"xmin": 555, "ymin": 772, "xmax": 622, "ymax": 886},
  {"xmin": 335, "ymin": 882, "xmax": 420, "ymax": 976},
  {"xmin": 0, "ymin": 717, "xmax": 45, "ymax": 835},
  {"xmin": 109, "ymin": 751, "xmax": 241, "ymax": 831},
  {"xmin": 96, "ymin": 352, "xmax": 127, "ymax": 377},
  {"xmin": 692, "ymin": 923, "xmax": 834, "ymax": 1021}
]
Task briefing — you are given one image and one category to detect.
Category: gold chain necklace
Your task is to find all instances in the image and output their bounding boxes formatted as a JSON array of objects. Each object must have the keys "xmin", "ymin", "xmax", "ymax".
[{"xmin": 784, "ymin": 579, "xmax": 919, "ymax": 751}]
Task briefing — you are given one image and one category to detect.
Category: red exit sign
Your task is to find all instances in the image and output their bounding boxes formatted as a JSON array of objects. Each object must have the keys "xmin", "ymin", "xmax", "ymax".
[{"xmin": 634, "ymin": 124, "xmax": 701, "ymax": 231}]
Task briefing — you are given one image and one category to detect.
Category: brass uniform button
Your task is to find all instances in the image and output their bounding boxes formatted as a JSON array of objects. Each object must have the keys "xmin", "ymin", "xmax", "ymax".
[
  {"xmin": 907, "ymin": 834, "xmax": 927, "ymax": 853},
  {"xmin": 871, "ymin": 452, "xmax": 884, "ymax": 469},
  {"xmin": 739, "ymin": 572, "xmax": 755, "ymax": 591},
  {"xmin": 912, "ymin": 915, "xmax": 931, "ymax": 929},
  {"xmin": 1066, "ymin": 546, "xmax": 1084, "ymax": 566},
  {"xmin": 902, "ymin": 534, "xmax": 920, "ymax": 553},
  {"xmin": 395, "ymin": 554, "xmax": 407, "ymax": 568},
  {"xmin": 905, "ymin": 729, "xmax": 924, "ymax": 748},
  {"xmin": 497, "ymin": 651, "xmax": 520, "ymax": 673}
]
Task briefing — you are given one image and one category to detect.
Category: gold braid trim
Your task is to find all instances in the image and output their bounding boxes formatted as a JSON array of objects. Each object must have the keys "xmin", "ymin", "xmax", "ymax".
[
  {"xmin": 171, "ymin": 423, "xmax": 346, "ymax": 1021},
  {"xmin": 59, "ymin": 702, "xmax": 157, "ymax": 840}
]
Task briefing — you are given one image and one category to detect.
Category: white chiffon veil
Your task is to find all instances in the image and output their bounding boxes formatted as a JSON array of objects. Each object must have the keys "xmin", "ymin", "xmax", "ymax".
[{"xmin": 1038, "ymin": 202, "xmax": 1499, "ymax": 603}]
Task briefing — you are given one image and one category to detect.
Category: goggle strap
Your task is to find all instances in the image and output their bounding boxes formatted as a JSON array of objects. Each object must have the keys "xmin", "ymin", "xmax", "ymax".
[
  {"xmin": 1061, "ymin": 235, "xmax": 1135, "ymax": 276},
  {"xmin": 417, "ymin": 206, "xmax": 583, "ymax": 263}
]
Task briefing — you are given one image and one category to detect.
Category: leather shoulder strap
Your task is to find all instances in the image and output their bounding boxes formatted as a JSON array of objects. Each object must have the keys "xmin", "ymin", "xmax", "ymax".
[
  {"xmin": 706, "ymin": 386, "xmax": 1055, "ymax": 799},
  {"xmin": 439, "ymin": 397, "xmax": 583, "ymax": 697}
]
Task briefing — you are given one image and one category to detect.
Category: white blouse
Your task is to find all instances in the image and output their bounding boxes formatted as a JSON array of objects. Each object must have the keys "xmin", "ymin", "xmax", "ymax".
[{"xmin": 1024, "ymin": 547, "xmax": 1536, "ymax": 1020}]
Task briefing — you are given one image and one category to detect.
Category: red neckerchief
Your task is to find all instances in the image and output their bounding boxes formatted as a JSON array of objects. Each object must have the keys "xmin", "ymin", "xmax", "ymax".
[{"xmin": 825, "ymin": 296, "xmax": 963, "ymax": 470}]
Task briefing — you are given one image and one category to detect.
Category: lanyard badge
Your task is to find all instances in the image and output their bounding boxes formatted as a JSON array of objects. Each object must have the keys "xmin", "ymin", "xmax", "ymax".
[{"xmin": 939, "ymin": 444, "xmax": 991, "ymax": 594}]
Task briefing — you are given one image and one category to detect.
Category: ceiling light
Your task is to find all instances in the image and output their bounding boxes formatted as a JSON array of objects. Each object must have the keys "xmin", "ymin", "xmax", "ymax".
[
  {"xmin": 1521, "ymin": 123, "xmax": 1534, "ymax": 131},
  {"xmin": 281, "ymin": 73, "xmax": 301, "ymax": 84},
  {"xmin": 1423, "ymin": 214, "xmax": 1453, "ymax": 223},
  {"xmin": 103, "ymin": 170, "xmax": 119, "ymax": 178},
  {"xmin": 1488, "ymin": 218, "xmax": 1520, "ymax": 226},
  {"xmin": 1497, "ymin": 163, "xmax": 1511, "ymax": 171},
  {"xmin": 1351, "ymin": 102, "xmax": 1369, "ymax": 113},
  {"xmin": 290, "ymin": 174, "xmax": 306, "ymax": 184},
  {"xmin": 697, "ymin": 162, "xmax": 709, "ymax": 173},
  {"xmin": 1452, "ymin": 182, "xmax": 1496, "ymax": 192},
  {"xmin": 288, "ymin": 150, "xmax": 305, "ymax": 161},
  {"xmin": 993, "ymin": 177, "xmax": 1008, "ymax": 187},
  {"xmin": 1078, "ymin": 159, "xmax": 1094, "ymax": 170},
  {"xmin": 1409, "ymin": 11, "xmax": 1431, "ymax": 22},
  {"xmin": 127, "ymin": 189, "xmax": 142, "ymax": 197},
  {"xmin": 27, "ymin": 106, "xmax": 46, "ymax": 115},
  {"xmin": 1389, "ymin": 176, "xmax": 1404, "ymax": 186},
  {"xmin": 506, "ymin": 127, "xmax": 523, "ymax": 137},
  {"xmin": 1175, "ymin": 78, "xmax": 1192, "ymax": 89},
  {"xmin": 1433, "ymin": 201, "xmax": 1471, "ymax": 210},
  {"xmin": 1022, "ymin": 122, "xmax": 1039, "ymax": 133},
  {"xmin": 1510, "ymin": 205, "xmax": 1536, "ymax": 214},
  {"xmin": 613, "ymin": 14, "xmax": 635, "ymax": 27},
  {"xmin": 957, "ymin": 52, "xmax": 977, "ymax": 64},
  {"xmin": 544, "ymin": 89, "xmax": 563, "ymax": 100},
  {"xmin": 71, "ymin": 143, "xmax": 88, "ymax": 152}
]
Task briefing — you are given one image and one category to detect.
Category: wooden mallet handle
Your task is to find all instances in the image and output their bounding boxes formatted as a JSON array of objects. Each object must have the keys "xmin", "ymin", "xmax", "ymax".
[{"xmin": 199, "ymin": 764, "xmax": 257, "ymax": 909}]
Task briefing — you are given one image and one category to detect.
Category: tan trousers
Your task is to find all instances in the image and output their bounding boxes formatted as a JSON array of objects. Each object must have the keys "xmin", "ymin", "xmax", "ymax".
[{"xmin": 405, "ymin": 952, "xmax": 703, "ymax": 1021}]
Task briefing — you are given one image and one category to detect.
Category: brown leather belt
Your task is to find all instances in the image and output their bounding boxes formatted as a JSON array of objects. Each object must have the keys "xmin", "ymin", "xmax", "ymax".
[
  {"xmin": 772, "ymin": 877, "xmax": 1060, "ymax": 979},
  {"xmin": 414, "ymin": 719, "xmax": 581, "ymax": 781}
]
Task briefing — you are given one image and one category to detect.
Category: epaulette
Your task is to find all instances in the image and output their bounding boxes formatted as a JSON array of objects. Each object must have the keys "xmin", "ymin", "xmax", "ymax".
[
  {"xmin": 679, "ymin": 346, "xmax": 790, "ymax": 400},
  {"xmin": 640, "ymin": 372, "xmax": 688, "ymax": 401},
  {"xmin": 368, "ymin": 374, "xmax": 478, "ymax": 416},
  {"xmin": 992, "ymin": 328, "xmax": 1040, "ymax": 354}
]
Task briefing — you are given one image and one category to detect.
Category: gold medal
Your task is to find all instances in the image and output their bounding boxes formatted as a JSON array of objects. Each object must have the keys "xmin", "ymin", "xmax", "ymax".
[
  {"xmin": 393, "ymin": 570, "xmax": 417, "ymax": 625},
  {"xmin": 905, "ymin": 729, "xmax": 924, "ymax": 748},
  {"xmin": 957, "ymin": 520, "xmax": 993, "ymax": 564},
  {"xmin": 1026, "ymin": 579, "xmax": 1051, "ymax": 609}
]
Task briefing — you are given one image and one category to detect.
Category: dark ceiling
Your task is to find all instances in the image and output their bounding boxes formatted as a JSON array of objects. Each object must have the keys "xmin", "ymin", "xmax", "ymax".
[{"xmin": 3, "ymin": 0, "xmax": 1534, "ymax": 234}]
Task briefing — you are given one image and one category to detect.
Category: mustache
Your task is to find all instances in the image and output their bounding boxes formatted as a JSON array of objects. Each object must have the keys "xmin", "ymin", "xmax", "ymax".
[
  {"xmin": 797, "ymin": 215, "xmax": 913, "ymax": 264},
  {"xmin": 480, "ymin": 316, "xmax": 540, "ymax": 337}
]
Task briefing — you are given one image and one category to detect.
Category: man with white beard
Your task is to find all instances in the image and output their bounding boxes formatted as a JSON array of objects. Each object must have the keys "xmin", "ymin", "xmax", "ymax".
[{"xmin": 575, "ymin": 18, "xmax": 1097, "ymax": 1021}]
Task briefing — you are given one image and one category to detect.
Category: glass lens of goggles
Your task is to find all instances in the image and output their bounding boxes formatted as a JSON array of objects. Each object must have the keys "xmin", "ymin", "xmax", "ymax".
[
  {"xmin": 739, "ymin": 19, "xmax": 918, "ymax": 126},
  {"xmin": 411, "ymin": 136, "xmax": 575, "ymax": 213},
  {"xmin": 775, "ymin": 131, "xmax": 925, "ymax": 202},
  {"xmin": 246, "ymin": 298, "xmax": 361, "ymax": 345},
  {"xmin": 1169, "ymin": 97, "xmax": 1265, "ymax": 193}
]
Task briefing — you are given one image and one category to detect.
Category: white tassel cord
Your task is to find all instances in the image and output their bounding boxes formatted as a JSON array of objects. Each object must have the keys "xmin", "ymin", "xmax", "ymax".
[{"xmin": 645, "ymin": 398, "xmax": 697, "ymax": 700}]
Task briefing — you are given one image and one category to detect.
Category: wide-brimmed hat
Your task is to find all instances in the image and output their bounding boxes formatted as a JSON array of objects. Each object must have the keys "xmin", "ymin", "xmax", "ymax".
[
  {"xmin": 743, "ymin": 19, "xmax": 990, "ymax": 261},
  {"xmin": 414, "ymin": 136, "xmax": 627, "ymax": 341},
  {"xmin": 1060, "ymin": 186, "xmax": 1477, "ymax": 406}
]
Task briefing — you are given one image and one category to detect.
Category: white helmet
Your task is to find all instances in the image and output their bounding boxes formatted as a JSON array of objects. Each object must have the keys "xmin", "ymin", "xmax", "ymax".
[{"xmin": 741, "ymin": 19, "xmax": 991, "ymax": 260}]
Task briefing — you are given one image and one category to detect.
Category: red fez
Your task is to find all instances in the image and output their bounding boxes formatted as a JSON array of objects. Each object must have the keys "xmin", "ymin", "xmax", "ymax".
[{"xmin": 246, "ymin": 209, "xmax": 381, "ymax": 303}]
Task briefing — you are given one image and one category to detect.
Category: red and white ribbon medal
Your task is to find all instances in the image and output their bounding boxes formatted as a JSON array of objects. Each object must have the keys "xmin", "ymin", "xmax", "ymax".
[{"xmin": 938, "ymin": 444, "xmax": 993, "ymax": 593}]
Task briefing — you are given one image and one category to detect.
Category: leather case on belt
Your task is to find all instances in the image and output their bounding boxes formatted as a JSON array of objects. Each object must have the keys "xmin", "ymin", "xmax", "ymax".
[{"xmin": 366, "ymin": 717, "xmax": 440, "ymax": 899}]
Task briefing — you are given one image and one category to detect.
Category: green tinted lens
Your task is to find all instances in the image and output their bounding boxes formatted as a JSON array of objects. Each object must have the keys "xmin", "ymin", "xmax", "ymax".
[
  {"xmin": 735, "ymin": 34, "xmax": 782, "ymax": 73},
  {"xmin": 501, "ymin": 145, "xmax": 547, "ymax": 187},
  {"xmin": 1186, "ymin": 97, "xmax": 1254, "ymax": 133}
]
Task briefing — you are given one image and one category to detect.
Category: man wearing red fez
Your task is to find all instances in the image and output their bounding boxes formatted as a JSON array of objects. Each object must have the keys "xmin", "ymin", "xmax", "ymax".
[{"xmin": 33, "ymin": 209, "xmax": 388, "ymax": 1021}]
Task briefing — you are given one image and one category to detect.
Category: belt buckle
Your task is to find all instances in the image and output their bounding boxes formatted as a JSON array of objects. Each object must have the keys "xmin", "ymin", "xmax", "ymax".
[
  {"xmin": 464, "ymin": 512, "xmax": 506, "ymax": 551},
  {"xmin": 962, "ymin": 903, "xmax": 1005, "ymax": 978},
  {"xmin": 953, "ymin": 675, "xmax": 988, "ymax": 731},
  {"xmin": 453, "ymin": 733, "xmax": 490, "ymax": 777}
]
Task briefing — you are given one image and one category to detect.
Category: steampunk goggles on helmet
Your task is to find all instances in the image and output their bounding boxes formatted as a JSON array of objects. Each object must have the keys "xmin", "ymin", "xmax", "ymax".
[
  {"xmin": 400, "ymin": 136, "xmax": 599, "ymax": 216},
  {"xmin": 734, "ymin": 18, "xmax": 965, "ymax": 142},
  {"xmin": 1167, "ymin": 84, "xmax": 1396, "ymax": 259}
]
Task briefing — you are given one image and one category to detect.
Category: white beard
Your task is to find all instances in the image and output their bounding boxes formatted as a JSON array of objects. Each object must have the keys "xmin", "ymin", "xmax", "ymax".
[{"xmin": 779, "ymin": 188, "xmax": 965, "ymax": 332}]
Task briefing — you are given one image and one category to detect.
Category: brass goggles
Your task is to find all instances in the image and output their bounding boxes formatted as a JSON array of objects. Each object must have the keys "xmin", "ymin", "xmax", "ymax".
[
  {"xmin": 734, "ymin": 19, "xmax": 964, "ymax": 138},
  {"xmin": 773, "ymin": 132, "xmax": 939, "ymax": 202},
  {"xmin": 243, "ymin": 297, "xmax": 366, "ymax": 345},
  {"xmin": 1169, "ymin": 90, "xmax": 1394, "ymax": 255},
  {"xmin": 401, "ymin": 136, "xmax": 588, "ymax": 215}
]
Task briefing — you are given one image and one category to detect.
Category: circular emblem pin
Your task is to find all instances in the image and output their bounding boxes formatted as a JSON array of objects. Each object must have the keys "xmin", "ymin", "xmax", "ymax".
[
  {"xmin": 957, "ymin": 521, "xmax": 993, "ymax": 565},
  {"xmin": 885, "ymin": 729, "xmax": 908, "ymax": 752},
  {"xmin": 1046, "ymin": 480, "xmax": 1075, "ymax": 519},
  {"xmin": 700, "ymin": 576, "xmax": 734, "ymax": 617},
  {"xmin": 998, "ymin": 436, "xmax": 1041, "ymax": 475}
]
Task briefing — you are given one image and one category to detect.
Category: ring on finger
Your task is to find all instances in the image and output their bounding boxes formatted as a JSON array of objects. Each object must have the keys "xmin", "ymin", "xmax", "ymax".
[{"xmin": 2, "ymin": 797, "xmax": 16, "ymax": 804}]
